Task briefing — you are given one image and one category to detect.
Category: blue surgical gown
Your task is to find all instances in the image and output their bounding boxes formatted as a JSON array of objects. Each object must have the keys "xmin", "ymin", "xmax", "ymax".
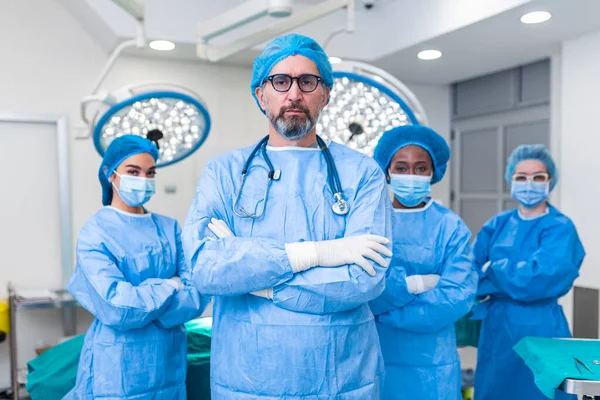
[
  {"xmin": 183, "ymin": 141, "xmax": 392, "ymax": 399},
  {"xmin": 65, "ymin": 207, "xmax": 208, "ymax": 399},
  {"xmin": 473, "ymin": 205, "xmax": 585, "ymax": 400},
  {"xmin": 369, "ymin": 200, "xmax": 477, "ymax": 400}
]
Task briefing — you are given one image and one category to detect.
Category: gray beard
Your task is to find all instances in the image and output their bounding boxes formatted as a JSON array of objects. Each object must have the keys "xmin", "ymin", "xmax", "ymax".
[
  {"xmin": 263, "ymin": 93, "xmax": 324, "ymax": 140},
  {"xmin": 271, "ymin": 113, "xmax": 315, "ymax": 140}
]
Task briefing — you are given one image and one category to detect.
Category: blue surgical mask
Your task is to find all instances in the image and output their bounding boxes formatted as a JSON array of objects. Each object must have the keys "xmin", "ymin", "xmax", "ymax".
[
  {"xmin": 113, "ymin": 173, "xmax": 156, "ymax": 207},
  {"xmin": 511, "ymin": 181, "xmax": 549, "ymax": 208},
  {"xmin": 389, "ymin": 173, "xmax": 432, "ymax": 207}
]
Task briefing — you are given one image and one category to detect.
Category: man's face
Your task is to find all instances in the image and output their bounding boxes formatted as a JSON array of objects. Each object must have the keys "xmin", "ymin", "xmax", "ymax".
[{"xmin": 255, "ymin": 55, "xmax": 330, "ymax": 140}]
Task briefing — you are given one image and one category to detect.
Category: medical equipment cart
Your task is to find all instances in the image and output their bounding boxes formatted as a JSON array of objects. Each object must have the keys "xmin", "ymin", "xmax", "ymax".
[
  {"xmin": 560, "ymin": 379, "xmax": 600, "ymax": 399},
  {"xmin": 7, "ymin": 282, "xmax": 78, "ymax": 400}
]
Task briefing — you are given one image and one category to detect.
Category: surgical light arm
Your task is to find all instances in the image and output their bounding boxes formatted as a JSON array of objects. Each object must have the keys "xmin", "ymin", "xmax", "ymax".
[
  {"xmin": 79, "ymin": 0, "xmax": 146, "ymax": 138},
  {"xmin": 197, "ymin": 0, "xmax": 293, "ymax": 42},
  {"xmin": 196, "ymin": 0, "xmax": 355, "ymax": 62},
  {"xmin": 112, "ymin": 0, "xmax": 144, "ymax": 21}
]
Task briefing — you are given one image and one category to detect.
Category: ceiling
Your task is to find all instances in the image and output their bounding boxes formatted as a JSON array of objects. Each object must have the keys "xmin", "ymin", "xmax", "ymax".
[
  {"xmin": 377, "ymin": 0, "xmax": 600, "ymax": 84},
  {"xmin": 59, "ymin": 0, "xmax": 600, "ymax": 84}
]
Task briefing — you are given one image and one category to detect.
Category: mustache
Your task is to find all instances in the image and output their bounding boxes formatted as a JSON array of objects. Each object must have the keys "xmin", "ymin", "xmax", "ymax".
[{"xmin": 278, "ymin": 102, "xmax": 310, "ymax": 119}]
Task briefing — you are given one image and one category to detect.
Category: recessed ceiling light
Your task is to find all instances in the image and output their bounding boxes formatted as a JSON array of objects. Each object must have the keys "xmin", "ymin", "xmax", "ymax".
[
  {"xmin": 149, "ymin": 40, "xmax": 176, "ymax": 51},
  {"xmin": 520, "ymin": 11, "xmax": 552, "ymax": 24},
  {"xmin": 417, "ymin": 49, "xmax": 442, "ymax": 60},
  {"xmin": 329, "ymin": 56, "xmax": 342, "ymax": 64}
]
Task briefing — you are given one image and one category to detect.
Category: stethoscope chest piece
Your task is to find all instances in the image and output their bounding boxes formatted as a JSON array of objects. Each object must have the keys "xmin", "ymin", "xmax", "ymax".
[{"xmin": 332, "ymin": 193, "xmax": 350, "ymax": 215}]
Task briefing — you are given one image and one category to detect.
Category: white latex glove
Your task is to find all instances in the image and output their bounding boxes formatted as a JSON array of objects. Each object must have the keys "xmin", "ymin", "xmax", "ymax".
[
  {"xmin": 166, "ymin": 276, "xmax": 184, "ymax": 291},
  {"xmin": 208, "ymin": 218, "xmax": 235, "ymax": 238},
  {"xmin": 250, "ymin": 288, "xmax": 273, "ymax": 300},
  {"xmin": 422, "ymin": 274, "xmax": 441, "ymax": 291},
  {"xmin": 406, "ymin": 274, "xmax": 440, "ymax": 294},
  {"xmin": 285, "ymin": 235, "xmax": 392, "ymax": 276},
  {"xmin": 481, "ymin": 261, "xmax": 491, "ymax": 273}
]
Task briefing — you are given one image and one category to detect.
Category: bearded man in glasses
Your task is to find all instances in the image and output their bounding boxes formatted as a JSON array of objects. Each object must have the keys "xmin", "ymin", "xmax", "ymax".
[{"xmin": 182, "ymin": 33, "xmax": 393, "ymax": 399}]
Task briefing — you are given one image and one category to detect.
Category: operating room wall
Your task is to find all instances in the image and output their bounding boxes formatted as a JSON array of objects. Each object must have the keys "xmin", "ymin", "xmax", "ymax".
[
  {"xmin": 559, "ymin": 28, "xmax": 600, "ymax": 329},
  {"xmin": 0, "ymin": 0, "xmax": 265, "ymax": 387}
]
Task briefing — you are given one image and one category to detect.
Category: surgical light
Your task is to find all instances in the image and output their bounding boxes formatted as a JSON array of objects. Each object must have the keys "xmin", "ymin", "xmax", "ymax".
[
  {"xmin": 89, "ymin": 85, "xmax": 211, "ymax": 167},
  {"xmin": 316, "ymin": 60, "xmax": 428, "ymax": 157}
]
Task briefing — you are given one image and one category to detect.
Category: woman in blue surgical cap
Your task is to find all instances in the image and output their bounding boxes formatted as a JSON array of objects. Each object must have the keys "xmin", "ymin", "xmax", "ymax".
[
  {"xmin": 473, "ymin": 144, "xmax": 585, "ymax": 400},
  {"xmin": 65, "ymin": 135, "xmax": 208, "ymax": 400},
  {"xmin": 370, "ymin": 125, "xmax": 477, "ymax": 400}
]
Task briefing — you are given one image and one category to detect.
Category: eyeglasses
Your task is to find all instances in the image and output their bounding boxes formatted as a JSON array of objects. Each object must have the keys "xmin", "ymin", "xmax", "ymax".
[
  {"xmin": 265, "ymin": 74, "xmax": 322, "ymax": 93},
  {"xmin": 512, "ymin": 173, "xmax": 550, "ymax": 183}
]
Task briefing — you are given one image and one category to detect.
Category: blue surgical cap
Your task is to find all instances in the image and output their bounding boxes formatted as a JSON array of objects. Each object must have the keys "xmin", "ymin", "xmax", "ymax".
[
  {"xmin": 250, "ymin": 33, "xmax": 334, "ymax": 113},
  {"xmin": 98, "ymin": 134, "xmax": 160, "ymax": 206},
  {"xmin": 505, "ymin": 144, "xmax": 558, "ymax": 190},
  {"xmin": 373, "ymin": 125, "xmax": 450, "ymax": 184}
]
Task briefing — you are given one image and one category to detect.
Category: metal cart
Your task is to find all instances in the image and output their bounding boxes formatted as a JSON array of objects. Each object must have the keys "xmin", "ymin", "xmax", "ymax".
[
  {"xmin": 7, "ymin": 282, "xmax": 78, "ymax": 400},
  {"xmin": 560, "ymin": 379, "xmax": 600, "ymax": 399}
]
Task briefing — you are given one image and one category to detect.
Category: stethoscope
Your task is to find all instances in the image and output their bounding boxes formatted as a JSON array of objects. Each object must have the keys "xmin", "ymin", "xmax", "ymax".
[{"xmin": 233, "ymin": 134, "xmax": 349, "ymax": 219}]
